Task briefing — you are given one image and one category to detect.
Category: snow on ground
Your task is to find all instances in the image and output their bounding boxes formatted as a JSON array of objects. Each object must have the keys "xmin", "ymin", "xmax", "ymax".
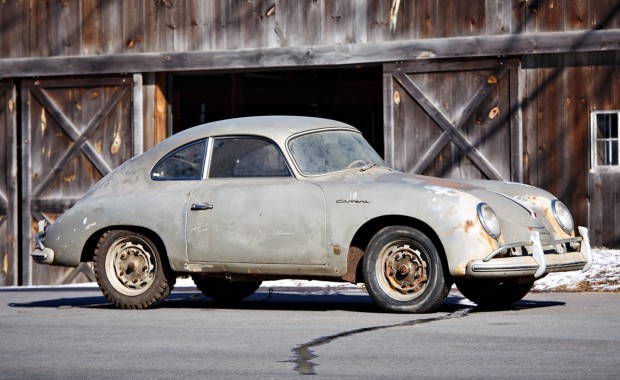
[
  {"xmin": 4, "ymin": 249, "xmax": 619, "ymax": 292},
  {"xmin": 531, "ymin": 248, "xmax": 620, "ymax": 292}
]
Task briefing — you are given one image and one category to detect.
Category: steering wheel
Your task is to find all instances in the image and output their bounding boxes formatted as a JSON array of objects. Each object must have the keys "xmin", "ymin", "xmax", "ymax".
[{"xmin": 346, "ymin": 159, "xmax": 367, "ymax": 169}]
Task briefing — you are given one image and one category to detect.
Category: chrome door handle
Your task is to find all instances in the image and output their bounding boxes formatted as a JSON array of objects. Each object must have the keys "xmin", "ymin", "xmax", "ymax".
[{"xmin": 191, "ymin": 202, "xmax": 213, "ymax": 211}]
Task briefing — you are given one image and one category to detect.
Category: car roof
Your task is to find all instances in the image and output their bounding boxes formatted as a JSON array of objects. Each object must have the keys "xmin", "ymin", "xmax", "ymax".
[{"xmin": 171, "ymin": 116, "xmax": 358, "ymax": 144}]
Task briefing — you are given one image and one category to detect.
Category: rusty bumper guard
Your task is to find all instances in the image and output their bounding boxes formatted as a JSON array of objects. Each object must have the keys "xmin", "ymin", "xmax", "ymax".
[
  {"xmin": 31, "ymin": 220, "xmax": 55, "ymax": 265},
  {"xmin": 466, "ymin": 226, "xmax": 593, "ymax": 278}
]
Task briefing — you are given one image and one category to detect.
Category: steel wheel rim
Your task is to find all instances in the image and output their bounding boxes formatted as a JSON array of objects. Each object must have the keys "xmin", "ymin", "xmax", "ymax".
[
  {"xmin": 105, "ymin": 236, "xmax": 156, "ymax": 296},
  {"xmin": 375, "ymin": 241, "xmax": 429, "ymax": 301}
]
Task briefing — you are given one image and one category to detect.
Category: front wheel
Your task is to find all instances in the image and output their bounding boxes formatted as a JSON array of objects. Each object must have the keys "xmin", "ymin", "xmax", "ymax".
[
  {"xmin": 455, "ymin": 279, "xmax": 533, "ymax": 306},
  {"xmin": 363, "ymin": 226, "xmax": 450, "ymax": 313},
  {"xmin": 94, "ymin": 230, "xmax": 175, "ymax": 309}
]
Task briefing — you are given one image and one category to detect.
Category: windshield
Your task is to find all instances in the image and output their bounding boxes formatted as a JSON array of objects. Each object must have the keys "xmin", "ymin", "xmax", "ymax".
[{"xmin": 288, "ymin": 130, "xmax": 389, "ymax": 175}]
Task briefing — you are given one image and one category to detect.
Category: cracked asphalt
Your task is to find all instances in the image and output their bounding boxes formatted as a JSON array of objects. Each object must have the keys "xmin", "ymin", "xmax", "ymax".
[{"xmin": 1, "ymin": 287, "xmax": 618, "ymax": 379}]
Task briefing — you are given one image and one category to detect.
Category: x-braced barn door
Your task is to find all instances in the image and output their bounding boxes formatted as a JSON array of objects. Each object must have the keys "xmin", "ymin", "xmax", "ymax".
[
  {"xmin": 1, "ymin": 81, "xmax": 18, "ymax": 286},
  {"xmin": 383, "ymin": 59, "xmax": 522, "ymax": 181},
  {"xmin": 21, "ymin": 76, "xmax": 138, "ymax": 285}
]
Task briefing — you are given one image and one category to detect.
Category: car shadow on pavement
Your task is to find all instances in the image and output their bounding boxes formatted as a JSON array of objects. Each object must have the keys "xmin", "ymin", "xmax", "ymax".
[{"xmin": 7, "ymin": 289, "xmax": 565, "ymax": 313}]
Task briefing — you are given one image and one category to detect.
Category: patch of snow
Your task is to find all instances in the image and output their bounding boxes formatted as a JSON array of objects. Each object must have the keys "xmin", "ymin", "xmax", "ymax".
[{"xmin": 532, "ymin": 248, "xmax": 620, "ymax": 292}]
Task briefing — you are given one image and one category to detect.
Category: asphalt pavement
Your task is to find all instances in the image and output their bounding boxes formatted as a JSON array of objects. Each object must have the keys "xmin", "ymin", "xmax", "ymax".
[{"xmin": 1, "ymin": 286, "xmax": 618, "ymax": 379}]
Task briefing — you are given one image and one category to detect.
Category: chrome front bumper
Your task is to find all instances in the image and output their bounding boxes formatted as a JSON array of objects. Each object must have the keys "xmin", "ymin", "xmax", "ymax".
[{"xmin": 465, "ymin": 226, "xmax": 593, "ymax": 278}]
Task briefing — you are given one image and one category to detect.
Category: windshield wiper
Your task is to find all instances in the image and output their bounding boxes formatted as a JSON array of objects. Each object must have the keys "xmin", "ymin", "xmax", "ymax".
[{"xmin": 360, "ymin": 163, "xmax": 376, "ymax": 172}]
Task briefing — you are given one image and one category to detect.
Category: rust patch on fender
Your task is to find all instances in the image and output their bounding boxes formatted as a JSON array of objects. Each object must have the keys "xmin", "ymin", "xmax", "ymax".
[
  {"xmin": 464, "ymin": 220, "xmax": 475, "ymax": 234},
  {"xmin": 342, "ymin": 246, "xmax": 364, "ymax": 283}
]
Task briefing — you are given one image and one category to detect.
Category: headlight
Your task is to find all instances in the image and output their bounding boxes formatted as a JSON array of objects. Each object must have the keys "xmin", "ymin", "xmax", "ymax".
[
  {"xmin": 477, "ymin": 203, "xmax": 501, "ymax": 240},
  {"xmin": 551, "ymin": 199, "xmax": 574, "ymax": 234}
]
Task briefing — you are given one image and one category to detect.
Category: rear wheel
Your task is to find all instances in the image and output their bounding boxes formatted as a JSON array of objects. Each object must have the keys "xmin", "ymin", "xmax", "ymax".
[
  {"xmin": 192, "ymin": 276, "xmax": 262, "ymax": 303},
  {"xmin": 363, "ymin": 226, "xmax": 450, "ymax": 313},
  {"xmin": 93, "ymin": 230, "xmax": 175, "ymax": 309},
  {"xmin": 455, "ymin": 279, "xmax": 533, "ymax": 306}
]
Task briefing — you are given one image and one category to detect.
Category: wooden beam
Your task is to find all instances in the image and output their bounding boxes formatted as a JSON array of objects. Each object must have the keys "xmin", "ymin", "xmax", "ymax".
[{"xmin": 1, "ymin": 30, "xmax": 620, "ymax": 77}]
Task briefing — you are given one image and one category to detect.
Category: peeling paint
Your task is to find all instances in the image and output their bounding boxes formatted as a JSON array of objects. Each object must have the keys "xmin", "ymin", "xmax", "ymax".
[
  {"xmin": 424, "ymin": 185, "xmax": 459, "ymax": 197},
  {"xmin": 273, "ymin": 231, "xmax": 294, "ymax": 236}
]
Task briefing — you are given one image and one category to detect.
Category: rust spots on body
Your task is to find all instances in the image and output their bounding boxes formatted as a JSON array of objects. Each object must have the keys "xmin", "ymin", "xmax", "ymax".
[{"xmin": 464, "ymin": 220, "xmax": 475, "ymax": 234}]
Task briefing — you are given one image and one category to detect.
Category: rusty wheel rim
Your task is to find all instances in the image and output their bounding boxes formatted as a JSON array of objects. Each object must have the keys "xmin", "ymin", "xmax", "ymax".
[
  {"xmin": 105, "ymin": 236, "xmax": 156, "ymax": 296},
  {"xmin": 375, "ymin": 242, "xmax": 429, "ymax": 301}
]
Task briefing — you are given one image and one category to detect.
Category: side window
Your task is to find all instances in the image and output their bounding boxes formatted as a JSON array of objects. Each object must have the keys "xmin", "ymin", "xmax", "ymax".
[
  {"xmin": 209, "ymin": 137, "xmax": 291, "ymax": 178},
  {"xmin": 591, "ymin": 111, "xmax": 620, "ymax": 170},
  {"xmin": 151, "ymin": 140, "xmax": 207, "ymax": 180}
]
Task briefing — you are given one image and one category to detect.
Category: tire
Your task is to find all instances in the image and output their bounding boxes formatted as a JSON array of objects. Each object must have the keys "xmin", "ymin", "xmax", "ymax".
[
  {"xmin": 363, "ymin": 226, "xmax": 450, "ymax": 313},
  {"xmin": 192, "ymin": 276, "xmax": 262, "ymax": 303},
  {"xmin": 93, "ymin": 230, "xmax": 175, "ymax": 309},
  {"xmin": 455, "ymin": 279, "xmax": 533, "ymax": 306}
]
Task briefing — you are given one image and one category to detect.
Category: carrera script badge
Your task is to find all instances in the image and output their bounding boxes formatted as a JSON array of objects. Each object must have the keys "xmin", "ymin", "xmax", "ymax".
[{"xmin": 336, "ymin": 199, "xmax": 370, "ymax": 204}]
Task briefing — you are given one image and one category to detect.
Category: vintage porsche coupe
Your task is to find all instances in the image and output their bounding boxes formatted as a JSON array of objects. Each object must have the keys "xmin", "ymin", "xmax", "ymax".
[{"xmin": 32, "ymin": 116, "xmax": 592, "ymax": 312}]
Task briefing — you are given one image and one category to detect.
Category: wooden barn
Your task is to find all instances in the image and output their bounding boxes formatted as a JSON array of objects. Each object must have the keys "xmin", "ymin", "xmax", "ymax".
[{"xmin": 1, "ymin": 0, "xmax": 619, "ymax": 286}]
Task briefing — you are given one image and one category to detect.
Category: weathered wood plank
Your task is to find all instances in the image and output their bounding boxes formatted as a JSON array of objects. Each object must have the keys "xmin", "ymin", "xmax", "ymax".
[
  {"xmin": 486, "ymin": 0, "xmax": 512, "ymax": 35},
  {"xmin": 20, "ymin": 82, "xmax": 33, "ymax": 285},
  {"xmin": 82, "ymin": 0, "xmax": 103, "ymax": 55},
  {"xmin": 47, "ymin": 0, "xmax": 82, "ymax": 56},
  {"xmin": 2, "ymin": 29, "xmax": 619, "ymax": 77},
  {"xmin": 0, "ymin": 82, "xmax": 18, "ymax": 286}
]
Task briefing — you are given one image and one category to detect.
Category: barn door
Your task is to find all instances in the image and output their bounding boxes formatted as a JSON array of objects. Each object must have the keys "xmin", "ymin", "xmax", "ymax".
[
  {"xmin": 0, "ymin": 81, "xmax": 18, "ymax": 286},
  {"xmin": 21, "ymin": 76, "xmax": 138, "ymax": 285},
  {"xmin": 383, "ymin": 60, "xmax": 521, "ymax": 181}
]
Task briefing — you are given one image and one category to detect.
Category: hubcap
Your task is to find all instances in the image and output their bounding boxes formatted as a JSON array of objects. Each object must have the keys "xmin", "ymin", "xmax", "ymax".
[
  {"xmin": 377, "ymin": 243, "xmax": 428, "ymax": 301},
  {"xmin": 105, "ymin": 237, "xmax": 156, "ymax": 296}
]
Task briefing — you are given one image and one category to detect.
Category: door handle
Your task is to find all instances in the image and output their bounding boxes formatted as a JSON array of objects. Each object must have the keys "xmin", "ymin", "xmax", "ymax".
[{"xmin": 191, "ymin": 202, "xmax": 213, "ymax": 211}]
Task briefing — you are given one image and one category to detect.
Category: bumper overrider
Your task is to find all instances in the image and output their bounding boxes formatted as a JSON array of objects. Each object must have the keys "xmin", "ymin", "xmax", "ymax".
[
  {"xmin": 31, "ymin": 220, "xmax": 55, "ymax": 265},
  {"xmin": 466, "ymin": 226, "xmax": 593, "ymax": 278}
]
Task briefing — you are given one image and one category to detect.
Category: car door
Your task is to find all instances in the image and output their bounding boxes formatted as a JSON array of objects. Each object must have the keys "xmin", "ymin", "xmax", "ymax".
[{"xmin": 186, "ymin": 136, "xmax": 327, "ymax": 265}]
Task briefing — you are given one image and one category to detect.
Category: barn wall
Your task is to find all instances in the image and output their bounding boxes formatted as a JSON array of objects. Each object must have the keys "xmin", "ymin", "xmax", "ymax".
[
  {"xmin": 1, "ymin": 0, "xmax": 619, "ymax": 59},
  {"xmin": 521, "ymin": 51, "xmax": 620, "ymax": 247}
]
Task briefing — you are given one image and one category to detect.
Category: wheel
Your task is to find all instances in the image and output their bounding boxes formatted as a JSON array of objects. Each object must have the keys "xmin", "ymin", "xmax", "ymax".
[
  {"xmin": 93, "ymin": 230, "xmax": 175, "ymax": 309},
  {"xmin": 192, "ymin": 276, "xmax": 262, "ymax": 303},
  {"xmin": 455, "ymin": 279, "xmax": 533, "ymax": 306},
  {"xmin": 363, "ymin": 226, "xmax": 450, "ymax": 313}
]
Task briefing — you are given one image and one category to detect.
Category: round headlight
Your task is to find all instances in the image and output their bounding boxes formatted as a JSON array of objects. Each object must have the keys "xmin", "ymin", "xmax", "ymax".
[
  {"xmin": 477, "ymin": 203, "xmax": 501, "ymax": 240},
  {"xmin": 551, "ymin": 199, "xmax": 574, "ymax": 234}
]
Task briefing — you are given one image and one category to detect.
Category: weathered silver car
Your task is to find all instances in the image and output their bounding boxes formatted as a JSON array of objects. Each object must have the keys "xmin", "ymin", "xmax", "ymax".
[{"xmin": 32, "ymin": 116, "xmax": 592, "ymax": 312}]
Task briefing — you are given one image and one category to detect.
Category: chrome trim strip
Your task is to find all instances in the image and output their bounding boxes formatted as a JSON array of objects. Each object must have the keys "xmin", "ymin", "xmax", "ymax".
[{"xmin": 471, "ymin": 260, "xmax": 587, "ymax": 273}]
